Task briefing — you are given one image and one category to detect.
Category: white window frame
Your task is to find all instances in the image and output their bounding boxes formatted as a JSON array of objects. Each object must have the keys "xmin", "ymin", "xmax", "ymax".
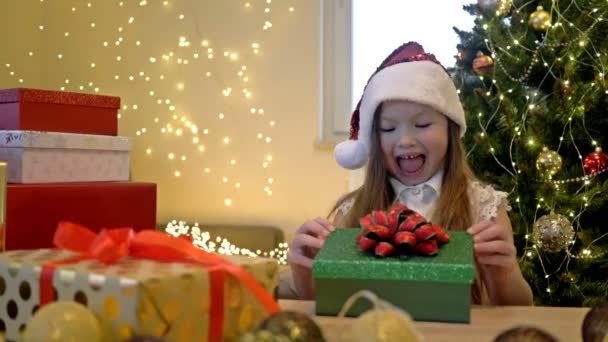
[{"xmin": 317, "ymin": 0, "xmax": 353, "ymax": 149}]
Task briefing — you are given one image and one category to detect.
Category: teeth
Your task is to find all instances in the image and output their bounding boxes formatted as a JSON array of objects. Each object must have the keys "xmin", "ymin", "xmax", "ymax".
[{"xmin": 399, "ymin": 155, "xmax": 419, "ymax": 160}]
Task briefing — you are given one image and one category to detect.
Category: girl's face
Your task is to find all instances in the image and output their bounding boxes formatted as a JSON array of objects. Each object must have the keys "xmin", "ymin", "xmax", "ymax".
[{"xmin": 378, "ymin": 100, "xmax": 449, "ymax": 186}]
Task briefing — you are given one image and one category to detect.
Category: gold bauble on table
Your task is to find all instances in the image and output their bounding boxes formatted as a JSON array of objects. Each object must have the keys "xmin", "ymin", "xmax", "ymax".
[
  {"xmin": 257, "ymin": 310, "xmax": 326, "ymax": 342},
  {"xmin": 536, "ymin": 147, "xmax": 562, "ymax": 177},
  {"xmin": 23, "ymin": 301, "xmax": 101, "ymax": 342},
  {"xmin": 338, "ymin": 290, "xmax": 422, "ymax": 342},
  {"xmin": 493, "ymin": 326, "xmax": 559, "ymax": 341},
  {"xmin": 478, "ymin": 0, "xmax": 512, "ymax": 17},
  {"xmin": 351, "ymin": 309, "xmax": 421, "ymax": 342},
  {"xmin": 532, "ymin": 213, "xmax": 574, "ymax": 253},
  {"xmin": 529, "ymin": 6, "xmax": 552, "ymax": 32},
  {"xmin": 239, "ymin": 310, "xmax": 325, "ymax": 342}
]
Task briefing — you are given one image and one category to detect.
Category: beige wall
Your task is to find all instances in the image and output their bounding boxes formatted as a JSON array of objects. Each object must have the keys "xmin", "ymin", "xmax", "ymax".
[
  {"xmin": 0, "ymin": 1, "xmax": 349, "ymax": 241},
  {"xmin": 2, "ymin": 1, "xmax": 44, "ymax": 86}
]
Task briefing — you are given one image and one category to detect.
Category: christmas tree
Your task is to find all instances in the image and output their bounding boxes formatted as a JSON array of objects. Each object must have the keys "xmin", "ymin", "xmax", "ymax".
[{"xmin": 453, "ymin": 0, "xmax": 608, "ymax": 306}]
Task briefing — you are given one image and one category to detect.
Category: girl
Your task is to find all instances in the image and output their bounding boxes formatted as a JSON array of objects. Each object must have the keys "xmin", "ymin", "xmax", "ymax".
[{"xmin": 286, "ymin": 42, "xmax": 533, "ymax": 305}]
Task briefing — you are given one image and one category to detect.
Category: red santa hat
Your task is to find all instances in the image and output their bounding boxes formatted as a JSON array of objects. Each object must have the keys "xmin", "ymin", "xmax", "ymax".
[{"xmin": 334, "ymin": 42, "xmax": 466, "ymax": 170}]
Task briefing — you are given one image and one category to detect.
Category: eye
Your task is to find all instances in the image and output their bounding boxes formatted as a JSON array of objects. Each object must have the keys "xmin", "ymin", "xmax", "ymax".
[
  {"xmin": 379, "ymin": 127, "xmax": 395, "ymax": 132},
  {"xmin": 415, "ymin": 123, "xmax": 431, "ymax": 128}
]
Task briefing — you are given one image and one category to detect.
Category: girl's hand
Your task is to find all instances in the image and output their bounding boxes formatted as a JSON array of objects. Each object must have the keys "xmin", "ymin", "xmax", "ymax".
[
  {"xmin": 466, "ymin": 208, "xmax": 534, "ymax": 305},
  {"xmin": 287, "ymin": 218, "xmax": 334, "ymax": 299},
  {"xmin": 467, "ymin": 218, "xmax": 517, "ymax": 272},
  {"xmin": 287, "ymin": 217, "xmax": 335, "ymax": 268}
]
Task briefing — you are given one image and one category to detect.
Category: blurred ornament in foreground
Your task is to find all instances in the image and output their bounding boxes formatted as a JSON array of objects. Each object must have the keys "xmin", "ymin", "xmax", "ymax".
[
  {"xmin": 339, "ymin": 290, "xmax": 422, "ymax": 342},
  {"xmin": 582, "ymin": 302, "xmax": 608, "ymax": 342},
  {"xmin": 23, "ymin": 301, "xmax": 101, "ymax": 342},
  {"xmin": 493, "ymin": 325, "xmax": 558, "ymax": 342}
]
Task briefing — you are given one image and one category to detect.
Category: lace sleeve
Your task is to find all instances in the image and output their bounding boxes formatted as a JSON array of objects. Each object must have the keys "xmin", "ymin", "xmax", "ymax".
[{"xmin": 470, "ymin": 181, "xmax": 512, "ymax": 222}]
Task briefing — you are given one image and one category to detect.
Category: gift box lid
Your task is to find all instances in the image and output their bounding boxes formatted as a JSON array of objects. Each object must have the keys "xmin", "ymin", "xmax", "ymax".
[
  {"xmin": 0, "ymin": 88, "xmax": 120, "ymax": 108},
  {"xmin": 0, "ymin": 130, "xmax": 131, "ymax": 151},
  {"xmin": 312, "ymin": 228, "xmax": 475, "ymax": 284}
]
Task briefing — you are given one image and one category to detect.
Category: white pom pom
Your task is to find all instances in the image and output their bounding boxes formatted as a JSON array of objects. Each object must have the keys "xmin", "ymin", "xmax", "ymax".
[{"xmin": 334, "ymin": 139, "xmax": 368, "ymax": 169}]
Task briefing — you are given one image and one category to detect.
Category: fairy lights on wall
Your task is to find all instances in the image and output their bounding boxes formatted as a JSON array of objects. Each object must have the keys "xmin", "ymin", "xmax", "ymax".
[
  {"xmin": 165, "ymin": 220, "xmax": 288, "ymax": 264},
  {"xmin": 1, "ymin": 0, "xmax": 295, "ymax": 209}
]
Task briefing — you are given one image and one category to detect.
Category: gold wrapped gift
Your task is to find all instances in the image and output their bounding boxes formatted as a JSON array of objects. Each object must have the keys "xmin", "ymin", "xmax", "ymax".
[{"xmin": 0, "ymin": 248, "xmax": 279, "ymax": 341}]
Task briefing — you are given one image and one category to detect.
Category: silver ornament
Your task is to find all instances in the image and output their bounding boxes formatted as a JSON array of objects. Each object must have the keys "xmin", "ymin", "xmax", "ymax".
[{"xmin": 532, "ymin": 214, "xmax": 574, "ymax": 252}]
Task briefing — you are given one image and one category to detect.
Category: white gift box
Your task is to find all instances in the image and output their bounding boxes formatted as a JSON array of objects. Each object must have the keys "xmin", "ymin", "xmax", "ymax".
[{"xmin": 0, "ymin": 130, "xmax": 131, "ymax": 183}]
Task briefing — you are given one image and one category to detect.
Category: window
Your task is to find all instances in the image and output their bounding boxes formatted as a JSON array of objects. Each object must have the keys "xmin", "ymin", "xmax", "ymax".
[{"xmin": 319, "ymin": 0, "xmax": 474, "ymax": 147}]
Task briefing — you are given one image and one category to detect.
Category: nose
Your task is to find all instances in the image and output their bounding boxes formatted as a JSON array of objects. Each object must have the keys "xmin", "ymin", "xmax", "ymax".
[{"xmin": 397, "ymin": 133, "xmax": 416, "ymax": 148}]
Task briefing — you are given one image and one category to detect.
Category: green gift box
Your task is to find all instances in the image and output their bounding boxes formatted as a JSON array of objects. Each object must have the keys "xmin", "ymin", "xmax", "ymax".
[{"xmin": 312, "ymin": 228, "xmax": 475, "ymax": 323}]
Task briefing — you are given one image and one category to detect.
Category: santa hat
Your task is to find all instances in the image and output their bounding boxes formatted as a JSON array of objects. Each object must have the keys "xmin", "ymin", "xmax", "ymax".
[{"xmin": 334, "ymin": 42, "xmax": 466, "ymax": 170}]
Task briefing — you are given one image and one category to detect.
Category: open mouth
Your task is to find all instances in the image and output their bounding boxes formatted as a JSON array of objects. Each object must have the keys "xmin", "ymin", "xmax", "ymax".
[{"xmin": 397, "ymin": 154, "xmax": 425, "ymax": 175}]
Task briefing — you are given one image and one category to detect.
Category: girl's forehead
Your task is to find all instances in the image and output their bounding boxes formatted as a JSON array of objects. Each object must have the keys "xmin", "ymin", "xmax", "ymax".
[{"xmin": 380, "ymin": 100, "xmax": 441, "ymax": 119}]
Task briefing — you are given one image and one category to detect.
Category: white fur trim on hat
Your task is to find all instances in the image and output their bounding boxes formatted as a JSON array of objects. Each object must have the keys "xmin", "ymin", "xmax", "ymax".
[
  {"xmin": 334, "ymin": 139, "xmax": 368, "ymax": 170},
  {"xmin": 334, "ymin": 60, "xmax": 465, "ymax": 170}
]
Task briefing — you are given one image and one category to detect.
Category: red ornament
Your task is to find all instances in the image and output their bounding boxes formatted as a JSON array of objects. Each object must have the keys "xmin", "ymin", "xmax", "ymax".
[
  {"xmin": 357, "ymin": 204, "xmax": 450, "ymax": 257},
  {"xmin": 583, "ymin": 147, "xmax": 608, "ymax": 175}
]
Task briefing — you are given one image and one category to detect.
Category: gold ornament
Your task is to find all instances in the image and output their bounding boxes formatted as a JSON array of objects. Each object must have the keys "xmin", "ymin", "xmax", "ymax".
[
  {"xmin": 473, "ymin": 51, "xmax": 495, "ymax": 76},
  {"xmin": 339, "ymin": 290, "xmax": 422, "ymax": 342},
  {"xmin": 253, "ymin": 310, "xmax": 326, "ymax": 342},
  {"xmin": 494, "ymin": 326, "xmax": 559, "ymax": 341},
  {"xmin": 532, "ymin": 213, "xmax": 574, "ymax": 252},
  {"xmin": 23, "ymin": 301, "xmax": 101, "ymax": 342},
  {"xmin": 352, "ymin": 310, "xmax": 421, "ymax": 342},
  {"xmin": 478, "ymin": 0, "xmax": 512, "ymax": 17},
  {"xmin": 536, "ymin": 147, "xmax": 562, "ymax": 177},
  {"xmin": 529, "ymin": 6, "xmax": 552, "ymax": 32}
]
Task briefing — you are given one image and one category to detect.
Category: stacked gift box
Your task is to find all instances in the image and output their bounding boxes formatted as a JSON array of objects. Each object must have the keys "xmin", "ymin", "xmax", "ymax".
[
  {"xmin": 0, "ymin": 88, "xmax": 280, "ymax": 341},
  {"xmin": 0, "ymin": 87, "xmax": 157, "ymax": 251}
]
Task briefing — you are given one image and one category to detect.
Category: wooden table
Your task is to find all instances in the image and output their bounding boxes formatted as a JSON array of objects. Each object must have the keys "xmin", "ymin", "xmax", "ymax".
[{"xmin": 279, "ymin": 300, "xmax": 590, "ymax": 341}]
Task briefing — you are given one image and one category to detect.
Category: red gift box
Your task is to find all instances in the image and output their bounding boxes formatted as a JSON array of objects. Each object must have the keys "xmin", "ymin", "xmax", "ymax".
[
  {"xmin": 0, "ymin": 88, "xmax": 119, "ymax": 136},
  {"xmin": 6, "ymin": 182, "xmax": 156, "ymax": 250}
]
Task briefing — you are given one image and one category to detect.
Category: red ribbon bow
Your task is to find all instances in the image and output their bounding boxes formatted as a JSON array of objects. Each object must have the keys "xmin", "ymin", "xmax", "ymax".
[{"xmin": 40, "ymin": 222, "xmax": 281, "ymax": 342}]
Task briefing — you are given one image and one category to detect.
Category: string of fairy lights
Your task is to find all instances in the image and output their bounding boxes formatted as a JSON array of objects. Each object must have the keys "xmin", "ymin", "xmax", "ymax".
[
  {"xmin": 2, "ymin": 0, "xmax": 297, "ymax": 206},
  {"xmin": 1, "ymin": 0, "xmax": 296, "ymax": 259},
  {"xmin": 165, "ymin": 220, "xmax": 289, "ymax": 264},
  {"xmin": 461, "ymin": 0, "xmax": 608, "ymax": 294}
]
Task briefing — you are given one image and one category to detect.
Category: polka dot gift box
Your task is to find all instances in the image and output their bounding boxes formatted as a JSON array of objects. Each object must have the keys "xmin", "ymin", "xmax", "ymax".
[{"xmin": 0, "ymin": 224, "xmax": 280, "ymax": 342}]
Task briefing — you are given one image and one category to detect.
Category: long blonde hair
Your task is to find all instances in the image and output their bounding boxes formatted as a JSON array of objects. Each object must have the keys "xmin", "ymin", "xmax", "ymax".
[
  {"xmin": 330, "ymin": 104, "xmax": 473, "ymax": 228},
  {"xmin": 328, "ymin": 103, "xmax": 485, "ymax": 303}
]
